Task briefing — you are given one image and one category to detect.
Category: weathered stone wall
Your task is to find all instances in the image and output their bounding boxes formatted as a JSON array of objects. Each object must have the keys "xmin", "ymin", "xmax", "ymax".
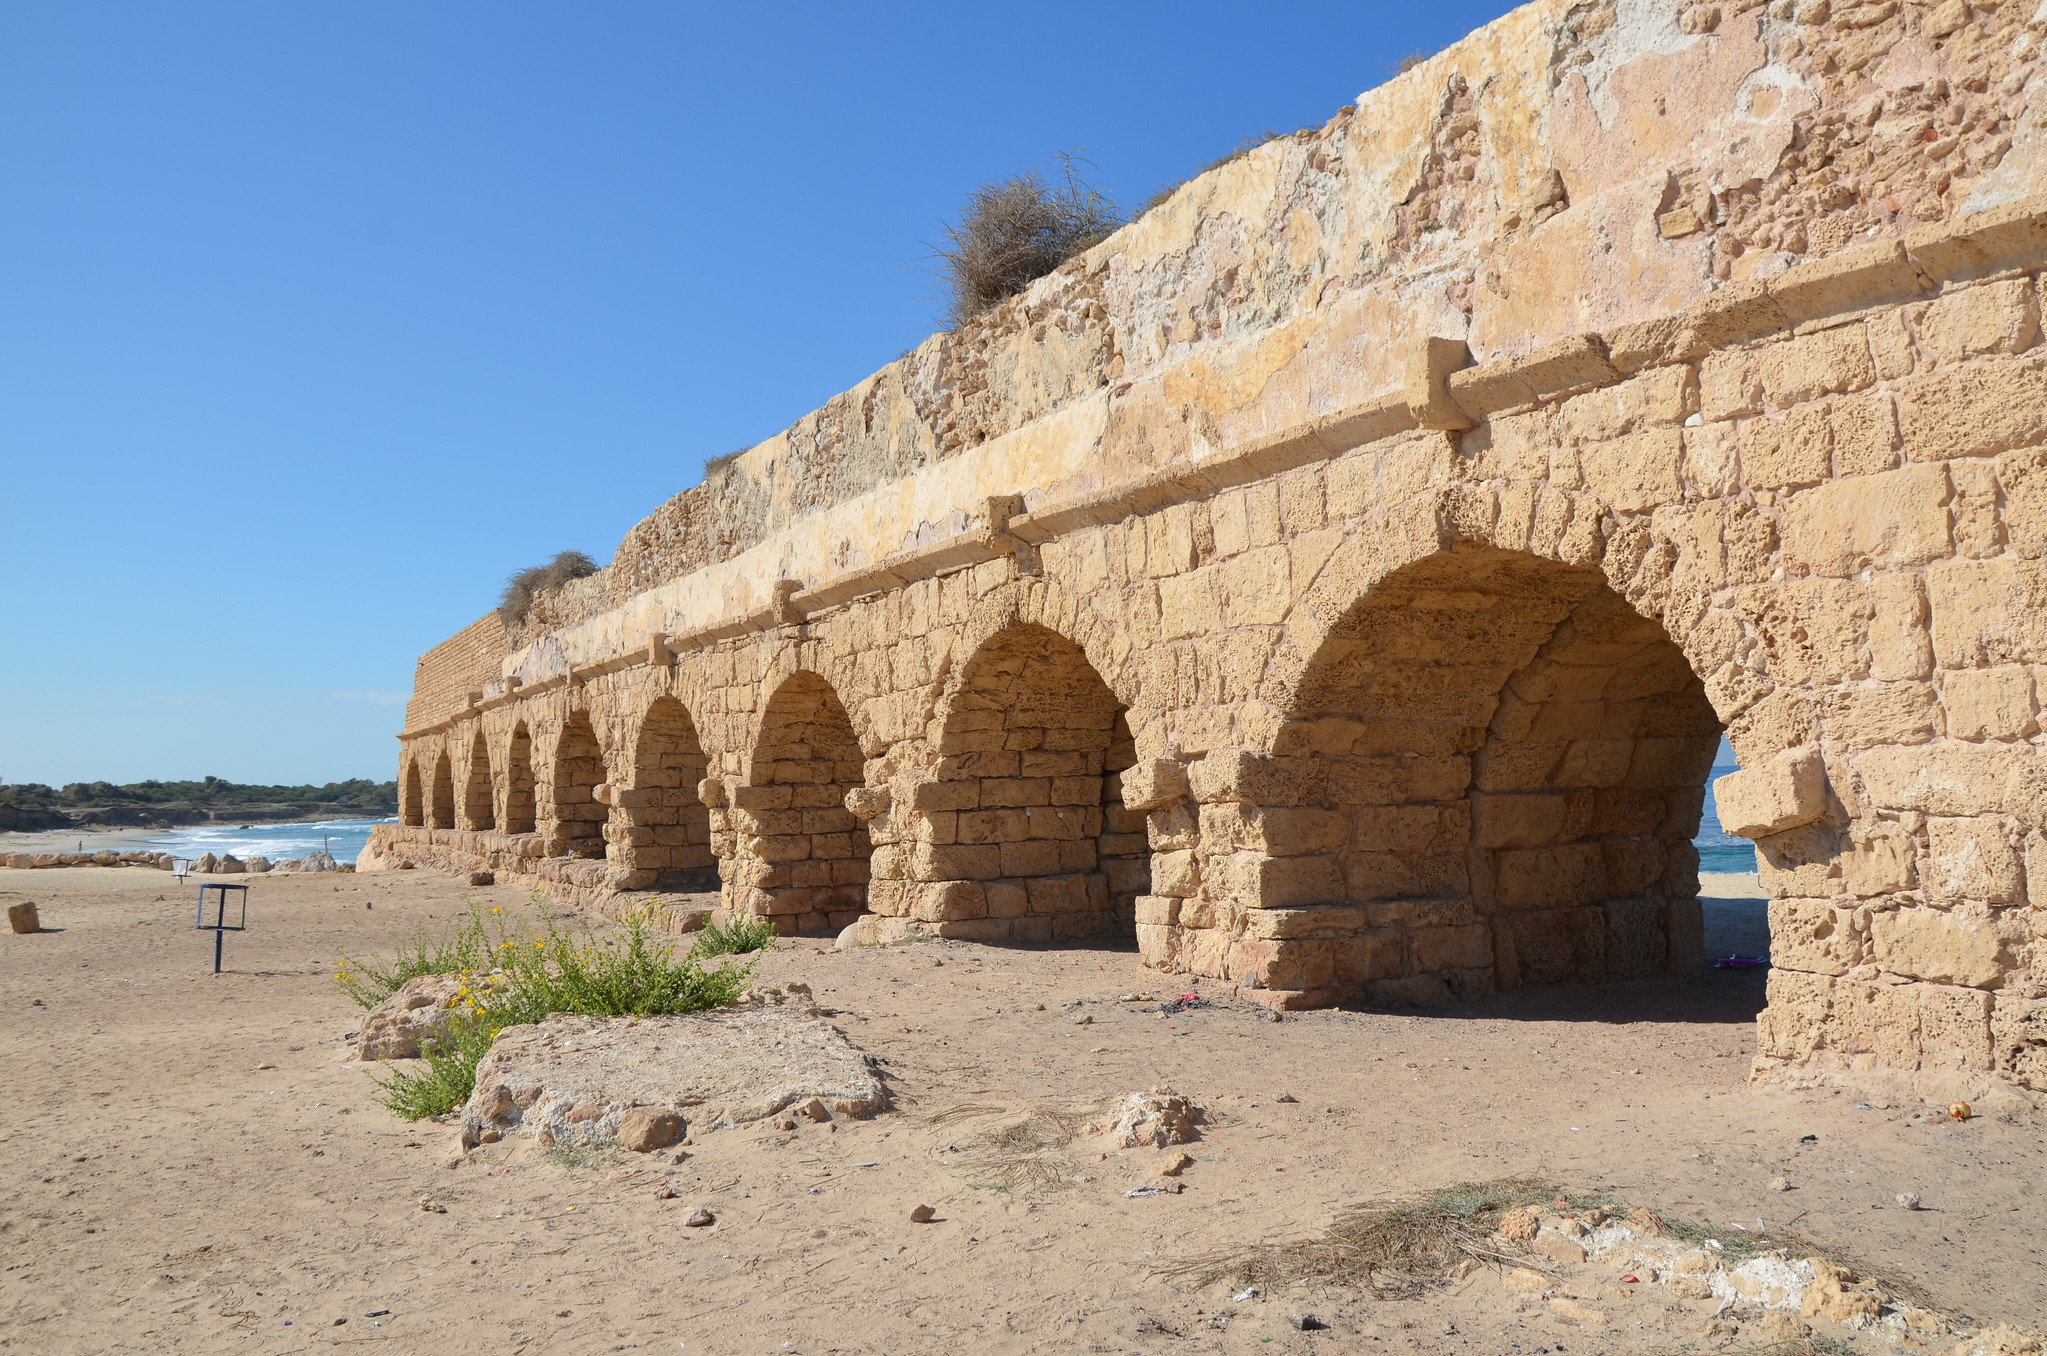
[{"xmin": 376, "ymin": 0, "xmax": 2047, "ymax": 1102}]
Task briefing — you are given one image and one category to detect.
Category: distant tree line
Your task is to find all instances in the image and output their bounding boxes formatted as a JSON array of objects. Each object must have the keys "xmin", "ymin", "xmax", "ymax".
[{"xmin": 0, "ymin": 776, "xmax": 397, "ymax": 831}]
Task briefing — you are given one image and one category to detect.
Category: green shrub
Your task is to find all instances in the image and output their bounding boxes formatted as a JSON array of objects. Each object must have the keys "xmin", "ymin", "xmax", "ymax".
[
  {"xmin": 350, "ymin": 901, "xmax": 756, "ymax": 1120},
  {"xmin": 334, "ymin": 900, "xmax": 497, "ymax": 1009},
  {"xmin": 691, "ymin": 913, "xmax": 777, "ymax": 956},
  {"xmin": 368, "ymin": 1016, "xmax": 499, "ymax": 1120}
]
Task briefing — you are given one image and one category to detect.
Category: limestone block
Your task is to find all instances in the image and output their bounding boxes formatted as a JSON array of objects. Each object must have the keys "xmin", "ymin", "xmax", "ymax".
[
  {"xmin": 1912, "ymin": 279, "xmax": 2040, "ymax": 366},
  {"xmin": 1409, "ymin": 922, "xmax": 1493, "ymax": 971},
  {"xmin": 1768, "ymin": 897, "xmax": 1862, "ymax": 976},
  {"xmin": 1818, "ymin": 683, "xmax": 1936, "ymax": 749},
  {"xmin": 1151, "ymin": 850, "xmax": 1199, "ymax": 898},
  {"xmin": 1739, "ymin": 405, "xmax": 1832, "ymax": 490},
  {"xmin": 1942, "ymin": 667, "xmax": 2038, "ymax": 742},
  {"xmin": 1990, "ymin": 994, "xmax": 2047, "ymax": 1089},
  {"xmin": 1936, "ymin": 558, "xmax": 2047, "ymax": 669},
  {"xmin": 1715, "ymin": 748, "xmax": 1827, "ymax": 839},
  {"xmin": 1580, "ymin": 428, "xmax": 1684, "ymax": 513},
  {"xmin": 1242, "ymin": 904, "xmax": 1364, "ymax": 940},
  {"xmin": 1829, "ymin": 393, "xmax": 1898, "ymax": 476},
  {"xmin": 843, "ymin": 785, "xmax": 889, "ymax": 820},
  {"xmin": 1217, "ymin": 546, "xmax": 1291, "ymax": 626},
  {"xmin": 1841, "ymin": 832, "xmax": 1915, "ymax": 897},
  {"xmin": 1872, "ymin": 904, "xmax": 2008, "ymax": 988},
  {"xmin": 1897, "ymin": 353, "xmax": 2047, "ymax": 460},
  {"xmin": 1857, "ymin": 744, "xmax": 2025, "ymax": 816},
  {"xmin": 1925, "ymin": 818, "xmax": 2025, "ymax": 904},
  {"xmin": 1233, "ymin": 853, "xmax": 1343, "ymax": 909},
  {"xmin": 1254, "ymin": 807, "xmax": 1349, "ymax": 856},
  {"xmin": 1132, "ymin": 894, "xmax": 1179, "ymax": 927},
  {"xmin": 1756, "ymin": 325, "xmax": 1875, "ymax": 408},
  {"xmin": 1778, "ymin": 464, "xmax": 1950, "ymax": 577},
  {"xmin": 1117, "ymin": 759, "xmax": 1189, "ymax": 811},
  {"xmin": 1999, "ymin": 447, "xmax": 2047, "ymax": 555},
  {"xmin": 1867, "ymin": 574, "xmax": 1935, "ymax": 681},
  {"xmin": 1472, "ymin": 792, "xmax": 1567, "ymax": 848},
  {"xmin": 1494, "ymin": 842, "xmax": 1605, "ymax": 911}
]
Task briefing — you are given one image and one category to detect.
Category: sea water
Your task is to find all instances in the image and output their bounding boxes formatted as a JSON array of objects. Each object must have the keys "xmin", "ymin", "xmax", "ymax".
[
  {"xmin": 142, "ymin": 816, "xmax": 393, "ymax": 866},
  {"xmin": 1697, "ymin": 765, "xmax": 1756, "ymax": 874}
]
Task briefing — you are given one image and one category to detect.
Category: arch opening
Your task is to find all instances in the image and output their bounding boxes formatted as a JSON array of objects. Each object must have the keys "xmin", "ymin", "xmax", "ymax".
[
  {"xmin": 613, "ymin": 697, "xmax": 717, "ymax": 890},
  {"xmin": 460, "ymin": 730, "xmax": 495, "ymax": 831},
  {"xmin": 400, "ymin": 757, "xmax": 424, "ymax": 828},
  {"xmin": 915, "ymin": 623, "xmax": 1145, "ymax": 943},
  {"xmin": 548, "ymin": 710, "xmax": 606, "ymax": 858},
  {"xmin": 728, "ymin": 672, "xmax": 870, "ymax": 934},
  {"xmin": 427, "ymin": 750, "xmax": 455, "ymax": 831},
  {"xmin": 1228, "ymin": 546, "xmax": 1720, "ymax": 1001},
  {"xmin": 503, "ymin": 723, "xmax": 537, "ymax": 835}
]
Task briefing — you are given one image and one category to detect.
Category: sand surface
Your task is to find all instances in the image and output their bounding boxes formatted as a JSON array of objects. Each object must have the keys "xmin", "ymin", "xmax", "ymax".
[{"xmin": 3, "ymin": 868, "xmax": 2040, "ymax": 1355}]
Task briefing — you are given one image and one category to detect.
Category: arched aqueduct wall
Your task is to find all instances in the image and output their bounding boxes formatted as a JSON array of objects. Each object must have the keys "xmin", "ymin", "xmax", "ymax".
[{"xmin": 371, "ymin": 0, "xmax": 2047, "ymax": 1101}]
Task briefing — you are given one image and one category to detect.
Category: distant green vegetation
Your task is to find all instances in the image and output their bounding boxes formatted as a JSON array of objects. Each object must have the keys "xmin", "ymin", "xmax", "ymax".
[{"xmin": 0, "ymin": 776, "xmax": 396, "ymax": 830}]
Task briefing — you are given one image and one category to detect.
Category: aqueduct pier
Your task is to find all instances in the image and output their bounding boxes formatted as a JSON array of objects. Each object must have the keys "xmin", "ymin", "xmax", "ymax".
[{"xmin": 372, "ymin": 0, "xmax": 2047, "ymax": 1100}]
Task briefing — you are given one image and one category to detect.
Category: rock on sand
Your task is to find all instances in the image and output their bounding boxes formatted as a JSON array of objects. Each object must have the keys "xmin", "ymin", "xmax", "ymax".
[{"xmin": 460, "ymin": 985, "xmax": 887, "ymax": 1152}]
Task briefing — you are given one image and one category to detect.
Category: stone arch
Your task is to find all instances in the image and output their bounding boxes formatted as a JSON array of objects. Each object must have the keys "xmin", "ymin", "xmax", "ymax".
[
  {"xmin": 947, "ymin": 578, "xmax": 1143, "ymax": 723},
  {"xmin": 400, "ymin": 755, "xmax": 424, "ymax": 827},
  {"xmin": 503, "ymin": 723, "xmax": 537, "ymax": 835},
  {"xmin": 724, "ymin": 671, "xmax": 870, "ymax": 934},
  {"xmin": 427, "ymin": 748, "xmax": 455, "ymax": 831},
  {"xmin": 1193, "ymin": 544, "xmax": 1722, "ymax": 1003},
  {"xmin": 460, "ymin": 729, "xmax": 495, "ymax": 831},
  {"xmin": 611, "ymin": 696, "xmax": 716, "ymax": 890},
  {"xmin": 894, "ymin": 622, "xmax": 1145, "ymax": 942},
  {"xmin": 548, "ymin": 709, "xmax": 606, "ymax": 858}
]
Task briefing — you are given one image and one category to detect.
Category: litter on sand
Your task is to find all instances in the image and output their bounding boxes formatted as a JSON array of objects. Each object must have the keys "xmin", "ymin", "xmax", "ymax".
[{"xmin": 1712, "ymin": 954, "xmax": 1769, "ymax": 969}]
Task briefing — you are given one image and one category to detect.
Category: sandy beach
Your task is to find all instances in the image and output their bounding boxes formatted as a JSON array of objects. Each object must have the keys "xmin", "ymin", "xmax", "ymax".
[{"xmin": 2, "ymin": 866, "xmax": 2038, "ymax": 1356}]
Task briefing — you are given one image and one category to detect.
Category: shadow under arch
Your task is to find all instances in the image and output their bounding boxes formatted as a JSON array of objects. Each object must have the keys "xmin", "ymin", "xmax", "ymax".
[
  {"xmin": 503, "ymin": 722, "xmax": 537, "ymax": 835},
  {"xmin": 460, "ymin": 728, "xmax": 495, "ymax": 831},
  {"xmin": 547, "ymin": 709, "xmax": 606, "ymax": 858},
  {"xmin": 427, "ymin": 749, "xmax": 455, "ymax": 831},
  {"xmin": 400, "ymin": 756, "xmax": 424, "ymax": 828},
  {"xmin": 904, "ymin": 621, "xmax": 1147, "ymax": 944},
  {"xmin": 1238, "ymin": 544, "xmax": 1723, "ymax": 1004},
  {"xmin": 612, "ymin": 695, "xmax": 717, "ymax": 891},
  {"xmin": 726, "ymin": 670, "xmax": 870, "ymax": 934}
]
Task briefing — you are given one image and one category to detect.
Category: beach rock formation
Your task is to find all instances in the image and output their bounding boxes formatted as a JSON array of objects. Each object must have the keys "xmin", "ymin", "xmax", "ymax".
[
  {"xmin": 371, "ymin": 0, "xmax": 2047, "ymax": 1100},
  {"xmin": 458, "ymin": 985, "xmax": 886, "ymax": 1151}
]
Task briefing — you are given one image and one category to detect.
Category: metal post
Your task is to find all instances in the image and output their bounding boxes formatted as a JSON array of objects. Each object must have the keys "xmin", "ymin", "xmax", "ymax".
[{"xmin": 214, "ymin": 926, "xmax": 224, "ymax": 974}]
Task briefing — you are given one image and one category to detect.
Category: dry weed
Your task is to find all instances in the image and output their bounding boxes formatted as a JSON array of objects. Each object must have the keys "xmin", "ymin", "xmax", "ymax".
[
  {"xmin": 1161, "ymin": 1178, "xmax": 1556, "ymax": 1297},
  {"xmin": 931, "ymin": 156, "xmax": 1120, "ymax": 327},
  {"xmin": 925, "ymin": 1100, "xmax": 1104, "ymax": 1192}
]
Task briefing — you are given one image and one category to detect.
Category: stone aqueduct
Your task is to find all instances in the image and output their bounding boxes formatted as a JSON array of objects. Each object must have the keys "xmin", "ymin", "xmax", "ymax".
[{"xmin": 372, "ymin": 0, "xmax": 2047, "ymax": 1098}]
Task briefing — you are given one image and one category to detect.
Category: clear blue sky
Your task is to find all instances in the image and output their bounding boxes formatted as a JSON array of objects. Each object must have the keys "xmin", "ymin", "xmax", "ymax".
[{"xmin": 1, "ymin": 1, "xmax": 1518, "ymax": 788}]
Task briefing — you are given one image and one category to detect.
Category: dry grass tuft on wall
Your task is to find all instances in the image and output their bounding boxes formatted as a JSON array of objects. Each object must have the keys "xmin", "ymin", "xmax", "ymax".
[
  {"xmin": 933, "ymin": 156, "xmax": 1121, "ymax": 327},
  {"xmin": 498, "ymin": 549, "xmax": 599, "ymax": 624}
]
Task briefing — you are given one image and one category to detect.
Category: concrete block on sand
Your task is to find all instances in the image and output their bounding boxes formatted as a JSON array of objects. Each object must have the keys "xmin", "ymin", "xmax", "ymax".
[{"xmin": 460, "ymin": 984, "xmax": 886, "ymax": 1152}]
